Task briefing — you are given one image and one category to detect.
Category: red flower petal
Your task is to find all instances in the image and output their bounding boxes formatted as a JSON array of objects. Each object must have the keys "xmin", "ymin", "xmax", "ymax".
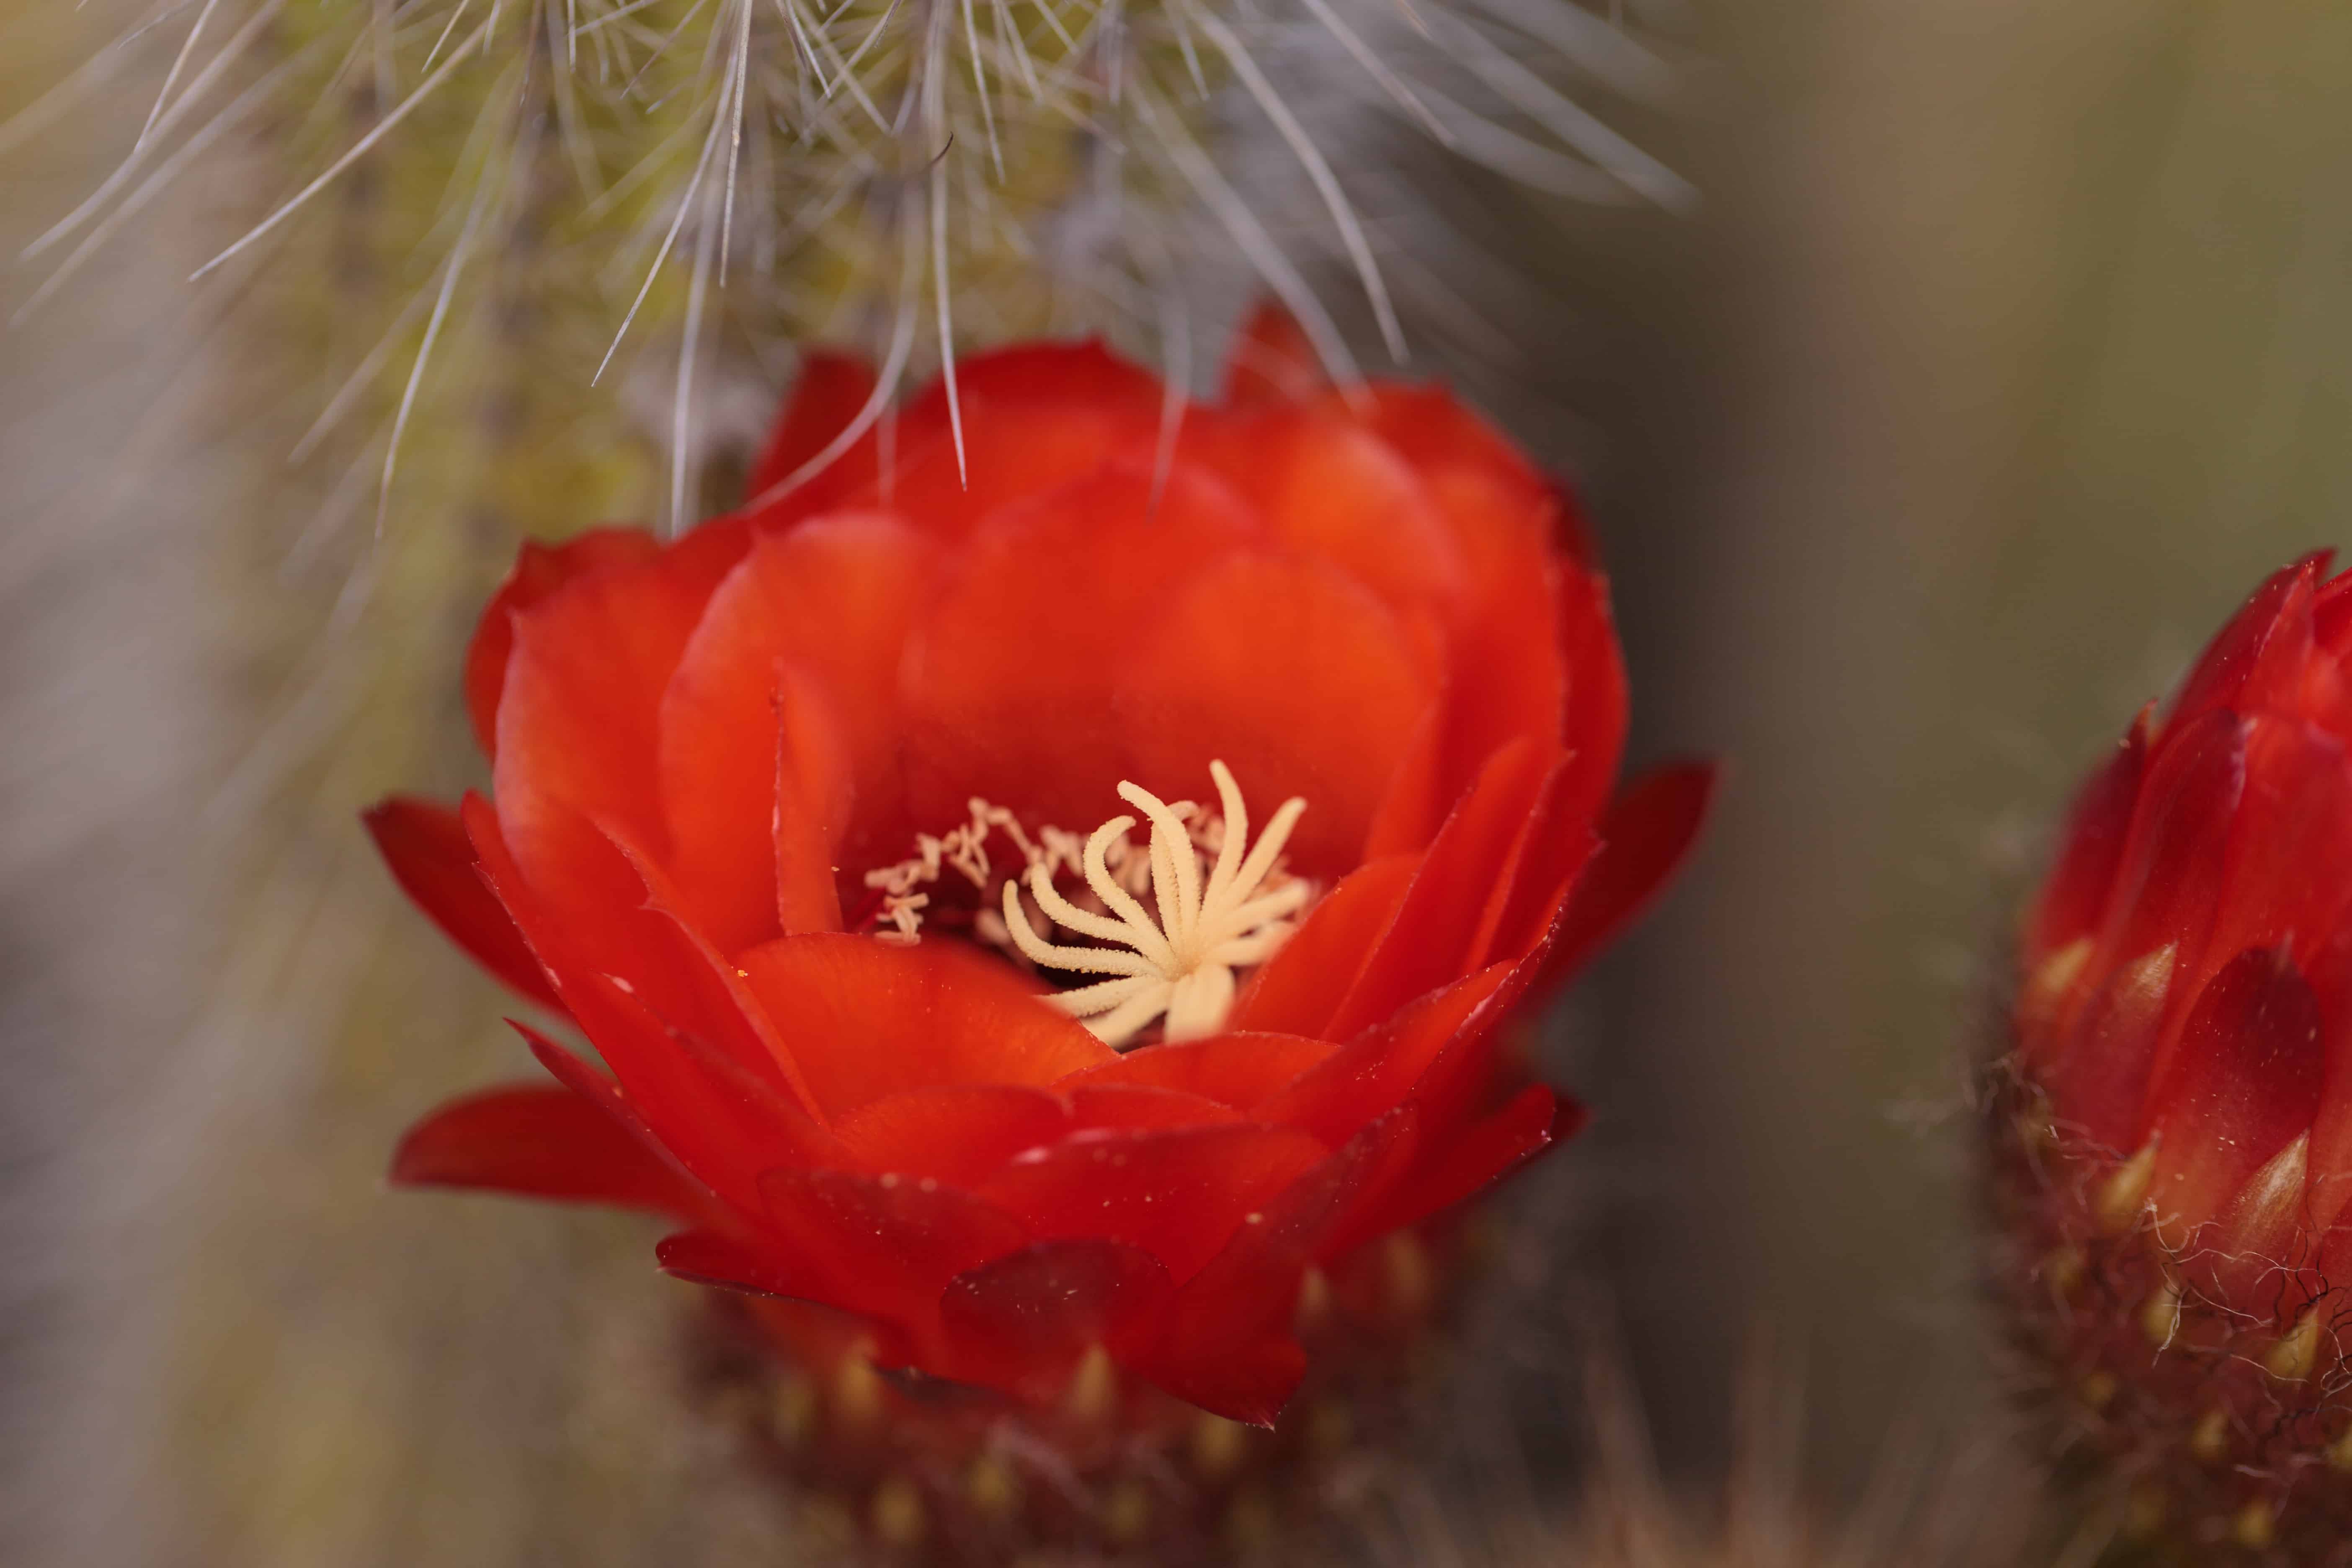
[
  {"xmin": 1336, "ymin": 1083, "xmax": 1563, "ymax": 1251},
  {"xmin": 976, "ymin": 1123, "xmax": 1328, "ymax": 1280},
  {"xmin": 2232, "ymin": 565, "xmax": 2324, "ymax": 720},
  {"xmin": 1258, "ymin": 962, "xmax": 1516, "ymax": 1145},
  {"xmin": 769, "ymin": 666, "xmax": 854, "ymax": 938},
  {"xmin": 2300, "ymin": 923, "xmax": 2352, "ymax": 1225},
  {"xmin": 569, "ymin": 816, "xmax": 827, "ymax": 1113},
  {"xmin": 905, "ymin": 339, "xmax": 1166, "ymax": 428},
  {"xmin": 1221, "ymin": 302, "xmax": 1327, "ymax": 407},
  {"xmin": 657, "ymin": 516, "xmax": 934, "ymax": 945},
  {"xmin": 656, "ymin": 1233, "xmax": 914, "ymax": 1362},
  {"xmin": 1325, "ymin": 738, "xmax": 1554, "ymax": 1039},
  {"xmin": 898, "ymin": 456, "xmax": 1259, "ymax": 832},
  {"xmin": 736, "ymin": 932, "xmax": 1114, "ymax": 1119},
  {"xmin": 2128, "ymin": 717, "xmax": 2352, "ymax": 1150},
  {"xmin": 1116, "ymin": 549, "xmax": 1443, "ymax": 874},
  {"xmin": 656, "ymin": 1230, "xmax": 814, "ymax": 1299},
  {"xmin": 1177, "ymin": 408, "xmax": 1469, "ymax": 618},
  {"xmin": 2169, "ymin": 554, "xmax": 2329, "ymax": 736},
  {"xmin": 941, "ymin": 1240, "xmax": 1174, "ymax": 1398},
  {"xmin": 2046, "ymin": 709, "xmax": 2244, "ymax": 1149},
  {"xmin": 854, "ymin": 400, "xmax": 1168, "ymax": 547},
  {"xmin": 464, "ymin": 797, "xmax": 821, "ymax": 1204},
  {"xmin": 493, "ymin": 537, "xmax": 750, "ymax": 903},
  {"xmin": 1534, "ymin": 760, "xmax": 1715, "ymax": 990},
  {"xmin": 1552, "ymin": 563, "xmax": 1632, "ymax": 826},
  {"xmin": 758, "ymin": 1166, "xmax": 1031, "ymax": 1341},
  {"xmin": 1228, "ymin": 854, "xmax": 1419, "ymax": 1038},
  {"xmin": 1064, "ymin": 1084, "xmax": 1245, "ymax": 1136},
  {"xmin": 1435, "ymin": 562, "xmax": 1570, "ymax": 804},
  {"xmin": 831, "ymin": 1084, "xmax": 1074, "ymax": 1186},
  {"xmin": 1142, "ymin": 1337, "xmax": 1306, "ymax": 1430},
  {"xmin": 364, "ymin": 796, "xmax": 561, "ymax": 1010},
  {"xmin": 2144, "ymin": 948, "xmax": 2324, "ymax": 1235},
  {"xmin": 520, "ymin": 1020, "xmax": 849, "ymax": 1193},
  {"xmin": 464, "ymin": 527, "xmax": 660, "ymax": 758},
  {"xmin": 1361, "ymin": 701, "xmax": 1451, "ymax": 856},
  {"xmin": 1142, "ymin": 1108, "xmax": 1420, "ymax": 1423},
  {"xmin": 2024, "ymin": 710, "xmax": 2151, "ymax": 968},
  {"xmin": 847, "ymin": 341, "xmax": 1168, "ymax": 543},
  {"xmin": 744, "ymin": 351, "xmax": 882, "ymax": 518},
  {"xmin": 389, "ymin": 1081, "xmax": 706, "ymax": 1215},
  {"xmin": 1341, "ymin": 384, "xmax": 1551, "ymax": 592},
  {"xmin": 1052, "ymin": 1033, "xmax": 1338, "ymax": 1109}
]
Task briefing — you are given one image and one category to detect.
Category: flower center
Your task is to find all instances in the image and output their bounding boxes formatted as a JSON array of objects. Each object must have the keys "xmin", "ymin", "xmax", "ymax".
[
  {"xmin": 857, "ymin": 762, "xmax": 1312, "ymax": 1049},
  {"xmin": 1000, "ymin": 762, "xmax": 1311, "ymax": 1049}
]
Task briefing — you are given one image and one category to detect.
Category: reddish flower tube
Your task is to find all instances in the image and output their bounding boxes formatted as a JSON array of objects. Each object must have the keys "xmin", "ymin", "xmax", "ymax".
[
  {"xmin": 371, "ymin": 310, "xmax": 1708, "ymax": 1430},
  {"xmin": 1998, "ymin": 552, "xmax": 2352, "ymax": 1552}
]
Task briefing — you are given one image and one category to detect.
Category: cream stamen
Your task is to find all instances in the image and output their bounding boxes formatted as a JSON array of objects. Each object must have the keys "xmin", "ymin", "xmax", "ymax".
[{"xmin": 1002, "ymin": 761, "xmax": 1309, "ymax": 1049}]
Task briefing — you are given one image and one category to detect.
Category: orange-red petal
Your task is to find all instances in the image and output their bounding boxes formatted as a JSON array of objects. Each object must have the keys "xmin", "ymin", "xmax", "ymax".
[
  {"xmin": 464, "ymin": 527, "xmax": 662, "ymax": 758},
  {"xmin": 743, "ymin": 351, "xmax": 882, "ymax": 520},
  {"xmin": 757, "ymin": 1166, "xmax": 1030, "ymax": 1341},
  {"xmin": 1176, "ymin": 407, "xmax": 1467, "ymax": 618},
  {"xmin": 1325, "ymin": 738, "xmax": 1555, "ymax": 1039},
  {"xmin": 976, "ymin": 1122, "xmax": 1328, "ymax": 1280},
  {"xmin": 831, "ymin": 1084, "xmax": 1074, "ymax": 1186},
  {"xmin": 657, "ymin": 515, "xmax": 931, "ymax": 945},
  {"xmin": 364, "ymin": 795, "xmax": 562, "ymax": 1010},
  {"xmin": 1220, "ymin": 302, "xmax": 1328, "ymax": 408},
  {"xmin": 1227, "ymin": 854, "xmax": 1419, "ymax": 1038},
  {"xmin": 390, "ymin": 1081, "xmax": 707, "ymax": 1215},
  {"xmin": 736, "ymin": 932, "xmax": 1115, "ymax": 1119},
  {"xmin": 2144, "ymin": 948, "xmax": 2324, "ymax": 1234},
  {"xmin": 465, "ymin": 797, "xmax": 816, "ymax": 1205},
  {"xmin": 1142, "ymin": 1108, "xmax": 1419, "ymax": 1423},
  {"xmin": 493, "ymin": 542, "xmax": 743, "ymax": 902},
  {"xmin": 897, "ymin": 456, "xmax": 1258, "ymax": 830},
  {"xmin": 1256, "ymin": 963, "xmax": 1515, "ymax": 1145},
  {"xmin": 941, "ymin": 1240, "xmax": 1174, "ymax": 1398},
  {"xmin": 1339, "ymin": 1083, "xmax": 1565, "ymax": 1249},
  {"xmin": 1052, "ymin": 1033, "xmax": 1338, "ymax": 1109},
  {"xmin": 1534, "ymin": 759, "xmax": 1715, "ymax": 989},
  {"xmin": 1116, "ymin": 550, "xmax": 1441, "ymax": 874}
]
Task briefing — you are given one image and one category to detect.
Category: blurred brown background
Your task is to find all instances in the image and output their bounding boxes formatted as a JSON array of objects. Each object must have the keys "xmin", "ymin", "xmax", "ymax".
[{"xmin": 6, "ymin": 0, "xmax": 2352, "ymax": 1562}]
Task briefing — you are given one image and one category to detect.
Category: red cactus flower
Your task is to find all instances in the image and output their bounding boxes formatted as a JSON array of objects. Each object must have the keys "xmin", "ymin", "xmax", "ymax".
[
  {"xmin": 1999, "ymin": 551, "xmax": 2352, "ymax": 1553},
  {"xmin": 370, "ymin": 311, "xmax": 1709, "ymax": 1433}
]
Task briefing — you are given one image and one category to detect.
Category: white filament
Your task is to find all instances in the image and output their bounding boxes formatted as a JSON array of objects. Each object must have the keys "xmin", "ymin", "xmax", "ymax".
[{"xmin": 1002, "ymin": 760, "xmax": 1309, "ymax": 1050}]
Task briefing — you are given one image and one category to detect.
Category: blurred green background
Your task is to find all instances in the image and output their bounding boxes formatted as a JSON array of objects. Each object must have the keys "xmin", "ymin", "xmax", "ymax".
[{"xmin": 6, "ymin": 0, "xmax": 2352, "ymax": 1561}]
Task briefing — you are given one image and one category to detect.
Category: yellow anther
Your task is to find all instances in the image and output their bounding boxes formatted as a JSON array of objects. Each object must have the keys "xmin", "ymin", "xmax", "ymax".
[
  {"xmin": 965, "ymin": 1454, "xmax": 1020, "ymax": 1518},
  {"xmin": 772, "ymin": 1372, "xmax": 818, "ymax": 1446},
  {"xmin": 1192, "ymin": 1412, "xmax": 1249, "ymax": 1479},
  {"xmin": 830, "ymin": 1344, "xmax": 887, "ymax": 1434},
  {"xmin": 2189, "ymin": 1407, "xmax": 2231, "ymax": 1464},
  {"xmin": 2043, "ymin": 1244, "xmax": 2085, "ymax": 1298},
  {"xmin": 1294, "ymin": 1266, "xmax": 1333, "ymax": 1338},
  {"xmin": 2268, "ymin": 1308, "xmax": 2321, "ymax": 1382},
  {"xmin": 2097, "ymin": 1140, "xmax": 2160, "ymax": 1235},
  {"xmin": 1063, "ymin": 1343, "xmax": 1119, "ymax": 1426},
  {"xmin": 1100, "ymin": 1479, "xmax": 1152, "ymax": 1544},
  {"xmin": 2139, "ymin": 1276, "xmax": 2182, "ymax": 1347},
  {"xmin": 869, "ymin": 1475, "xmax": 926, "ymax": 1547}
]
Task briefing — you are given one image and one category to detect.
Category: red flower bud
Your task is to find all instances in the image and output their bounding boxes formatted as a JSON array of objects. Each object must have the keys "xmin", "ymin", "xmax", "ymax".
[
  {"xmin": 367, "ymin": 312, "xmax": 1709, "ymax": 1552},
  {"xmin": 1996, "ymin": 552, "xmax": 2352, "ymax": 1555}
]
